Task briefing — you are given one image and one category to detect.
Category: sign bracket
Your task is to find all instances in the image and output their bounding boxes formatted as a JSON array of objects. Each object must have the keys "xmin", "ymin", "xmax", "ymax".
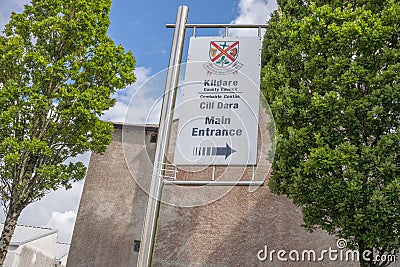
[
  {"xmin": 159, "ymin": 162, "xmax": 262, "ymax": 187},
  {"xmin": 163, "ymin": 180, "xmax": 264, "ymax": 186},
  {"xmin": 167, "ymin": 23, "xmax": 267, "ymax": 38}
]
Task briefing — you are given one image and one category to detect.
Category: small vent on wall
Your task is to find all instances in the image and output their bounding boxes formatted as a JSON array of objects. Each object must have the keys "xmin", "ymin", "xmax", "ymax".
[
  {"xmin": 150, "ymin": 133, "xmax": 157, "ymax": 143},
  {"xmin": 133, "ymin": 240, "xmax": 141, "ymax": 252}
]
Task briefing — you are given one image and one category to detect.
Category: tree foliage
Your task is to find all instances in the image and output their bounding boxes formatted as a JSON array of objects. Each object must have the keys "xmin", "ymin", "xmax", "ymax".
[
  {"xmin": 262, "ymin": 0, "xmax": 399, "ymax": 266},
  {"xmin": 0, "ymin": 0, "xmax": 135, "ymax": 264}
]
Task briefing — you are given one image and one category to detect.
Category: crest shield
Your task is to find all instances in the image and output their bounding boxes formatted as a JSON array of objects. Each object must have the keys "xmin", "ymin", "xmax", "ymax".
[{"xmin": 209, "ymin": 41, "xmax": 239, "ymax": 68}]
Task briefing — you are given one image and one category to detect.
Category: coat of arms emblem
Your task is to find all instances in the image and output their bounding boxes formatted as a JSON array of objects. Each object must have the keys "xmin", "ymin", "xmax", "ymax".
[
  {"xmin": 204, "ymin": 40, "xmax": 243, "ymax": 75},
  {"xmin": 209, "ymin": 41, "xmax": 239, "ymax": 68}
]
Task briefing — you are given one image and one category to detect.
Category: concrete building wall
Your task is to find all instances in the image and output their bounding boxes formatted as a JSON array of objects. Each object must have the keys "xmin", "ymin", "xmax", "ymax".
[{"xmin": 67, "ymin": 124, "xmax": 157, "ymax": 267}]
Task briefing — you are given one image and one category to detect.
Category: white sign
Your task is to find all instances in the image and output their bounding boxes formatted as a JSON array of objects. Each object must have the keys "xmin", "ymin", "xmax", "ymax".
[{"xmin": 174, "ymin": 36, "xmax": 261, "ymax": 165}]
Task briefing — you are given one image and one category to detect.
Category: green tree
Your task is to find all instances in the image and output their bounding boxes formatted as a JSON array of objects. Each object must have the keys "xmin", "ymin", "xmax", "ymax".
[
  {"xmin": 0, "ymin": 0, "xmax": 135, "ymax": 264},
  {"xmin": 262, "ymin": 1, "xmax": 399, "ymax": 266}
]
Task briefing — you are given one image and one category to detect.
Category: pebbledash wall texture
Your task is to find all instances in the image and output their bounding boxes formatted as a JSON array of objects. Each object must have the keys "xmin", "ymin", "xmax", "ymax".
[{"xmin": 67, "ymin": 106, "xmax": 356, "ymax": 267}]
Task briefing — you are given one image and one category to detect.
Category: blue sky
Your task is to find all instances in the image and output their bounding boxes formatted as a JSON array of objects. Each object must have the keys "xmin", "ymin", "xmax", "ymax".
[
  {"xmin": 108, "ymin": 1, "xmax": 238, "ymax": 73},
  {"xmin": 0, "ymin": 0, "xmax": 277, "ymax": 243}
]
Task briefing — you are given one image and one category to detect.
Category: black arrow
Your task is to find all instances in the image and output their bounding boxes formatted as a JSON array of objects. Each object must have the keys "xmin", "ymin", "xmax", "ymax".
[
  {"xmin": 215, "ymin": 143, "xmax": 236, "ymax": 159},
  {"xmin": 194, "ymin": 143, "xmax": 236, "ymax": 159}
]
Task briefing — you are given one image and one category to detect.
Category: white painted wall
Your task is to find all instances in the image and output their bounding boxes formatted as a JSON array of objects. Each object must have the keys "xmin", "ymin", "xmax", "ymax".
[
  {"xmin": 12, "ymin": 245, "xmax": 55, "ymax": 267},
  {"xmin": 56, "ymin": 254, "xmax": 68, "ymax": 267},
  {"xmin": 3, "ymin": 250, "xmax": 16, "ymax": 267},
  {"xmin": 4, "ymin": 233, "xmax": 57, "ymax": 267},
  {"xmin": 24, "ymin": 232, "xmax": 57, "ymax": 257}
]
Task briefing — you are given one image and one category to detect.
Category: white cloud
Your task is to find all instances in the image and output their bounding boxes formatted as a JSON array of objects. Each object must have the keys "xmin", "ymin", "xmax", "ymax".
[
  {"xmin": 18, "ymin": 153, "xmax": 90, "ymax": 241},
  {"xmin": 102, "ymin": 66, "xmax": 165, "ymax": 125},
  {"xmin": 22, "ymin": 180, "xmax": 84, "ymax": 237},
  {"xmin": 43, "ymin": 211, "xmax": 77, "ymax": 243},
  {"xmin": 0, "ymin": 179, "xmax": 85, "ymax": 243},
  {"xmin": 74, "ymin": 152, "xmax": 91, "ymax": 165},
  {"xmin": 0, "ymin": 150, "xmax": 89, "ymax": 243},
  {"xmin": 230, "ymin": 0, "xmax": 278, "ymax": 37}
]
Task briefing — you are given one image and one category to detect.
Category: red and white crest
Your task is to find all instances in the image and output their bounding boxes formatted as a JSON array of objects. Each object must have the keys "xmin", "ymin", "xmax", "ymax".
[{"xmin": 209, "ymin": 41, "xmax": 239, "ymax": 68}]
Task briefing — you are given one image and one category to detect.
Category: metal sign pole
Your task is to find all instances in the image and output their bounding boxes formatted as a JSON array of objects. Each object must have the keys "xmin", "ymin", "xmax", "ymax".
[{"xmin": 136, "ymin": 5, "xmax": 188, "ymax": 267}]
